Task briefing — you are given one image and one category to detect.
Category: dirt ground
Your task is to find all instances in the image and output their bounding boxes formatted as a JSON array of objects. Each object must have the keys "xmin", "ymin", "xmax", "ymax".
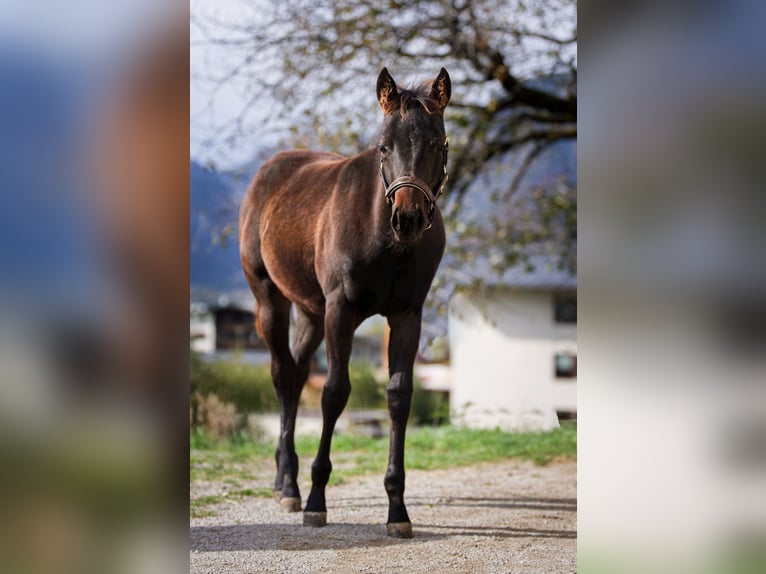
[{"xmin": 190, "ymin": 459, "xmax": 576, "ymax": 573}]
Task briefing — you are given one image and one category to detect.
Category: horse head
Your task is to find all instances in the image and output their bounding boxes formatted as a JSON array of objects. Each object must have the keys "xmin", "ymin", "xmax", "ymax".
[{"xmin": 377, "ymin": 67, "xmax": 451, "ymax": 244}]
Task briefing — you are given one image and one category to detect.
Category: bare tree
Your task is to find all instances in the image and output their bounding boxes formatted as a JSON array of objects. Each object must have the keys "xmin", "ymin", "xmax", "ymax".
[
  {"xmin": 193, "ymin": 0, "xmax": 575, "ymax": 198},
  {"xmin": 192, "ymin": 0, "xmax": 577, "ymax": 343}
]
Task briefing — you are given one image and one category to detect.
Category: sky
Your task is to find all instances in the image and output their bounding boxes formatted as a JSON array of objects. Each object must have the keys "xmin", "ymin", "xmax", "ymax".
[
  {"xmin": 191, "ymin": 0, "xmax": 272, "ymax": 169},
  {"xmin": 190, "ymin": 0, "xmax": 577, "ymax": 171},
  {"xmin": 0, "ymin": 0, "xmax": 164, "ymax": 67}
]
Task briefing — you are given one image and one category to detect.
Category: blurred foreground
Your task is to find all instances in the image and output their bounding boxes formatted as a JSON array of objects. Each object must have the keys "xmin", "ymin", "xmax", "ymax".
[
  {"xmin": 579, "ymin": 2, "xmax": 766, "ymax": 572},
  {"xmin": 0, "ymin": 2, "xmax": 188, "ymax": 573},
  {"xmin": 0, "ymin": 2, "xmax": 765, "ymax": 573}
]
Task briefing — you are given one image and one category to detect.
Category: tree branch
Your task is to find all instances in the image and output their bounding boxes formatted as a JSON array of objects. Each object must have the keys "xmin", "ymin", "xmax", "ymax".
[{"xmin": 506, "ymin": 141, "xmax": 548, "ymax": 199}]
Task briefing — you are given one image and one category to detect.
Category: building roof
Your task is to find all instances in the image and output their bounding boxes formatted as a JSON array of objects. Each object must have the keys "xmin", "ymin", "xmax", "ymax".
[
  {"xmin": 495, "ymin": 255, "xmax": 576, "ymax": 290},
  {"xmin": 462, "ymin": 254, "xmax": 576, "ymax": 291},
  {"xmin": 190, "ymin": 288, "xmax": 255, "ymax": 313}
]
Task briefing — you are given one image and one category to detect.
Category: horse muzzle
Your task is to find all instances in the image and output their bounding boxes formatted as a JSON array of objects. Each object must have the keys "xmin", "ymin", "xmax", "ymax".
[
  {"xmin": 391, "ymin": 204, "xmax": 427, "ymax": 244},
  {"xmin": 384, "ymin": 176, "xmax": 436, "ymax": 243}
]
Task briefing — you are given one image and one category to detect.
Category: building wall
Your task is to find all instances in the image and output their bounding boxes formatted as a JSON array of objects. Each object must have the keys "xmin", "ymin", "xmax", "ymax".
[
  {"xmin": 215, "ymin": 308, "xmax": 259, "ymax": 350},
  {"xmin": 190, "ymin": 311, "xmax": 216, "ymax": 354},
  {"xmin": 449, "ymin": 289, "xmax": 577, "ymax": 431}
]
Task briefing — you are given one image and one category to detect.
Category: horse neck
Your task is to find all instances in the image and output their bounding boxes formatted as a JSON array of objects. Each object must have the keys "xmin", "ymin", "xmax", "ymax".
[
  {"xmin": 372, "ymin": 176, "xmax": 392, "ymax": 244},
  {"xmin": 350, "ymin": 149, "xmax": 394, "ymax": 248}
]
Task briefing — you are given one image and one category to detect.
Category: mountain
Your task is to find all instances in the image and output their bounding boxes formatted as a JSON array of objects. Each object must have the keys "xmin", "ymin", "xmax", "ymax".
[
  {"xmin": 190, "ymin": 134, "xmax": 576, "ymax": 315},
  {"xmin": 190, "ymin": 161, "xmax": 251, "ymax": 294},
  {"xmin": 0, "ymin": 50, "xmax": 101, "ymax": 301}
]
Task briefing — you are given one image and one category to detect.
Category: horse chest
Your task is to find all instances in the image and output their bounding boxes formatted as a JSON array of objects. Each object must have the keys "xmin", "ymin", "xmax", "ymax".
[{"xmin": 343, "ymin": 258, "xmax": 422, "ymax": 315}]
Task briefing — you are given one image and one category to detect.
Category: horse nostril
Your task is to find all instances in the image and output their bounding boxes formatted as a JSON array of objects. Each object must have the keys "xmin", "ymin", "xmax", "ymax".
[
  {"xmin": 391, "ymin": 207, "xmax": 424, "ymax": 237},
  {"xmin": 391, "ymin": 209, "xmax": 400, "ymax": 230}
]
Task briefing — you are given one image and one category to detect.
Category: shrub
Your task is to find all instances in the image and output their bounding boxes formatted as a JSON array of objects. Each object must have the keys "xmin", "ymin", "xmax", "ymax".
[
  {"xmin": 346, "ymin": 361, "xmax": 386, "ymax": 409},
  {"xmin": 410, "ymin": 377, "xmax": 450, "ymax": 426},
  {"xmin": 191, "ymin": 352, "xmax": 390, "ymax": 419},
  {"xmin": 191, "ymin": 351, "xmax": 277, "ymax": 419},
  {"xmin": 204, "ymin": 359, "xmax": 277, "ymax": 412},
  {"xmin": 193, "ymin": 392, "xmax": 243, "ymax": 438}
]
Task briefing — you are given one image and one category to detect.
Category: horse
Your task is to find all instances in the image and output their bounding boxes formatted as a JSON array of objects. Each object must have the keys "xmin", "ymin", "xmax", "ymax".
[{"xmin": 239, "ymin": 67, "xmax": 451, "ymax": 538}]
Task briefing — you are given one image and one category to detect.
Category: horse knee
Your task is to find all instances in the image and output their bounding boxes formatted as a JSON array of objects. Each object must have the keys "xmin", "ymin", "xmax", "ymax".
[
  {"xmin": 387, "ymin": 375, "xmax": 413, "ymax": 417},
  {"xmin": 311, "ymin": 458, "xmax": 333, "ymax": 485},
  {"xmin": 321, "ymin": 374, "xmax": 350, "ymax": 412}
]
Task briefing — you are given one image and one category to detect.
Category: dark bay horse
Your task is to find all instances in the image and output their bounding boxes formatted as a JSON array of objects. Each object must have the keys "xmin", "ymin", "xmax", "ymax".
[{"xmin": 239, "ymin": 67, "xmax": 450, "ymax": 538}]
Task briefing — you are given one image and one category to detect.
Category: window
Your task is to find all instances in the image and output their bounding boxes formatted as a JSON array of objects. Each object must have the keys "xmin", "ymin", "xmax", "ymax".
[
  {"xmin": 554, "ymin": 293, "xmax": 577, "ymax": 324},
  {"xmin": 554, "ymin": 353, "xmax": 577, "ymax": 379}
]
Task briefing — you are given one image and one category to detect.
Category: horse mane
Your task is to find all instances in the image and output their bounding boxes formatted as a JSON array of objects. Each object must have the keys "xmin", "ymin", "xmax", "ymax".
[{"xmin": 396, "ymin": 82, "xmax": 438, "ymax": 116}]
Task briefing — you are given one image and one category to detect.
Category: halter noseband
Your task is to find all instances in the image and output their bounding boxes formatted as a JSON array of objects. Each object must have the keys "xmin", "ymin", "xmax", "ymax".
[{"xmin": 379, "ymin": 137, "xmax": 449, "ymax": 230}]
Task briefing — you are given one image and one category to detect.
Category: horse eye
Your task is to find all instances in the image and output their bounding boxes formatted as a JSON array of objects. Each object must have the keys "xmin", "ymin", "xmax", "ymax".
[{"xmin": 378, "ymin": 145, "xmax": 388, "ymax": 154}]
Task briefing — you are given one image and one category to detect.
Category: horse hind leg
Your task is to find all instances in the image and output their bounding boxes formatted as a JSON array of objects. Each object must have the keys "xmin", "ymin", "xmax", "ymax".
[
  {"xmin": 290, "ymin": 307, "xmax": 325, "ymax": 413},
  {"xmin": 240, "ymin": 214, "xmax": 303, "ymax": 508},
  {"xmin": 251, "ymin": 280, "xmax": 303, "ymax": 512},
  {"xmin": 285, "ymin": 306, "xmax": 324, "ymax": 501}
]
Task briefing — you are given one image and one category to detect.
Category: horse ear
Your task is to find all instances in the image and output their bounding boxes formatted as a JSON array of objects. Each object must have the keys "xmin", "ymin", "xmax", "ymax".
[
  {"xmin": 430, "ymin": 68, "xmax": 451, "ymax": 112},
  {"xmin": 377, "ymin": 67, "xmax": 399, "ymax": 114}
]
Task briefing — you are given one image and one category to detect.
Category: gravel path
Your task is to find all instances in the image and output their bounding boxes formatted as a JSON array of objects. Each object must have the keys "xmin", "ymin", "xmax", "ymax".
[{"xmin": 190, "ymin": 459, "xmax": 576, "ymax": 573}]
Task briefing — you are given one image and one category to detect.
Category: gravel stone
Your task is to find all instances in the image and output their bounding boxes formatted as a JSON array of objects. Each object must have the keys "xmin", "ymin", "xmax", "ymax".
[{"xmin": 191, "ymin": 459, "xmax": 576, "ymax": 573}]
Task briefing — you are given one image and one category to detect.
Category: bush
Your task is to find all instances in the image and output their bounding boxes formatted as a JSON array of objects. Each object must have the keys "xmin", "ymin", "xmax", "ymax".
[
  {"xmin": 346, "ymin": 361, "xmax": 385, "ymax": 409},
  {"xmin": 411, "ymin": 377, "xmax": 450, "ymax": 426},
  {"xmin": 193, "ymin": 392, "xmax": 243, "ymax": 438},
  {"xmin": 191, "ymin": 351, "xmax": 277, "ymax": 421},
  {"xmin": 191, "ymin": 352, "xmax": 389, "ymax": 421}
]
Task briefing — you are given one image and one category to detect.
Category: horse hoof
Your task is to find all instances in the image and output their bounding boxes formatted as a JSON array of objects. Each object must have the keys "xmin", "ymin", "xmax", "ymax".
[
  {"xmin": 387, "ymin": 522, "xmax": 413, "ymax": 538},
  {"xmin": 303, "ymin": 511, "xmax": 327, "ymax": 527},
  {"xmin": 273, "ymin": 490, "xmax": 282, "ymax": 503},
  {"xmin": 279, "ymin": 497, "xmax": 302, "ymax": 512}
]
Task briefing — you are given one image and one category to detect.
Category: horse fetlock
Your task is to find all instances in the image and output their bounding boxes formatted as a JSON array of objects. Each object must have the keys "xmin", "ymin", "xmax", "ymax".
[
  {"xmin": 383, "ymin": 472, "xmax": 405, "ymax": 496},
  {"xmin": 305, "ymin": 486, "xmax": 327, "ymax": 513},
  {"xmin": 278, "ymin": 449, "xmax": 299, "ymax": 471},
  {"xmin": 278, "ymin": 479, "xmax": 301, "ymax": 499}
]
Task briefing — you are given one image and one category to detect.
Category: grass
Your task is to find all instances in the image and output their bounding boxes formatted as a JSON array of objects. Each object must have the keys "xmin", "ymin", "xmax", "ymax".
[{"xmin": 190, "ymin": 422, "xmax": 576, "ymax": 517}]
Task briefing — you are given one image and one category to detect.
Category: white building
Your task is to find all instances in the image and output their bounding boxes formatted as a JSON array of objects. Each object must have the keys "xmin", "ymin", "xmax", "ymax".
[
  {"xmin": 190, "ymin": 302, "xmax": 216, "ymax": 354},
  {"xmin": 190, "ymin": 290, "xmax": 262, "ymax": 355},
  {"xmin": 448, "ymin": 261, "xmax": 576, "ymax": 431}
]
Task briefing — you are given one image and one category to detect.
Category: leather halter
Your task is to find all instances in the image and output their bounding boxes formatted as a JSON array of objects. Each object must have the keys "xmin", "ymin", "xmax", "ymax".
[{"xmin": 379, "ymin": 137, "xmax": 449, "ymax": 230}]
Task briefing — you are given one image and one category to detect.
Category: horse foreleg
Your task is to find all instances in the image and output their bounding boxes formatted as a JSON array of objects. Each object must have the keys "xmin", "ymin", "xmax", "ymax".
[
  {"xmin": 304, "ymin": 298, "xmax": 353, "ymax": 527},
  {"xmin": 383, "ymin": 310, "xmax": 421, "ymax": 538}
]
